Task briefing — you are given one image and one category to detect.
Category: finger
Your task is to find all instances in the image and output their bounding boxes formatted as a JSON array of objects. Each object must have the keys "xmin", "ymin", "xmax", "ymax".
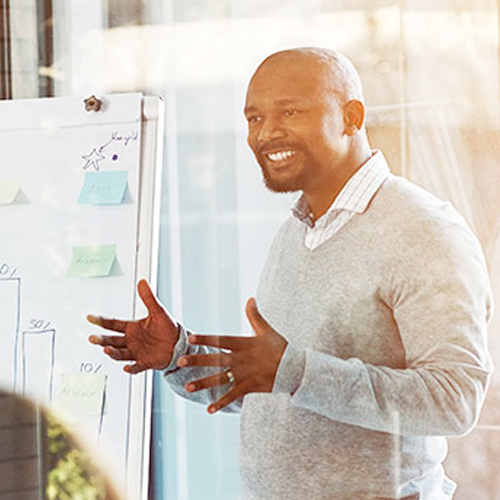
[
  {"xmin": 102, "ymin": 346, "xmax": 134, "ymax": 361},
  {"xmin": 124, "ymin": 362, "xmax": 147, "ymax": 375},
  {"xmin": 178, "ymin": 352, "xmax": 231, "ymax": 368},
  {"xmin": 88, "ymin": 334, "xmax": 127, "ymax": 348},
  {"xmin": 208, "ymin": 385, "xmax": 247, "ymax": 414},
  {"xmin": 245, "ymin": 298, "xmax": 271, "ymax": 336},
  {"xmin": 188, "ymin": 334, "xmax": 251, "ymax": 351},
  {"xmin": 185, "ymin": 371, "xmax": 232, "ymax": 392},
  {"xmin": 137, "ymin": 279, "xmax": 164, "ymax": 316},
  {"xmin": 87, "ymin": 315, "xmax": 128, "ymax": 333}
]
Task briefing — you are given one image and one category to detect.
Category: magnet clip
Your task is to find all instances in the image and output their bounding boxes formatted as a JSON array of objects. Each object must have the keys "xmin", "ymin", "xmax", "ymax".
[{"xmin": 84, "ymin": 95, "xmax": 103, "ymax": 112}]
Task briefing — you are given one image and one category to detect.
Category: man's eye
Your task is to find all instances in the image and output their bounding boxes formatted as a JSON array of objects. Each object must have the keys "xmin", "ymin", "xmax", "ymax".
[
  {"xmin": 247, "ymin": 116, "xmax": 261, "ymax": 124},
  {"xmin": 284, "ymin": 109, "xmax": 298, "ymax": 116}
]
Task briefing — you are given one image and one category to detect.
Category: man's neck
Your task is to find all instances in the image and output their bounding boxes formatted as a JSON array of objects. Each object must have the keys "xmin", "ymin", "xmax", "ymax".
[{"xmin": 306, "ymin": 147, "xmax": 373, "ymax": 222}]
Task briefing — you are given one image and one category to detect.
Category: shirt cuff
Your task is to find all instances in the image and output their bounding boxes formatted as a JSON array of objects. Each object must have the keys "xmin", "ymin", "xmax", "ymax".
[
  {"xmin": 272, "ymin": 343, "xmax": 306, "ymax": 395},
  {"xmin": 163, "ymin": 324, "xmax": 189, "ymax": 376}
]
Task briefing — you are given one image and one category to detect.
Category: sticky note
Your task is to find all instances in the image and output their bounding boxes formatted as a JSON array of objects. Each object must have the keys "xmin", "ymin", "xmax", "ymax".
[
  {"xmin": 78, "ymin": 171, "xmax": 128, "ymax": 205},
  {"xmin": 67, "ymin": 244, "xmax": 116, "ymax": 277},
  {"xmin": 58, "ymin": 373, "xmax": 106, "ymax": 416},
  {"xmin": 0, "ymin": 179, "xmax": 21, "ymax": 205}
]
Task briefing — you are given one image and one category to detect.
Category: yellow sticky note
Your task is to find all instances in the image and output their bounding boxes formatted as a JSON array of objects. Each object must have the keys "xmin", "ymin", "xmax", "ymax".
[
  {"xmin": 58, "ymin": 373, "xmax": 106, "ymax": 416},
  {"xmin": 0, "ymin": 179, "xmax": 21, "ymax": 205},
  {"xmin": 67, "ymin": 244, "xmax": 116, "ymax": 278}
]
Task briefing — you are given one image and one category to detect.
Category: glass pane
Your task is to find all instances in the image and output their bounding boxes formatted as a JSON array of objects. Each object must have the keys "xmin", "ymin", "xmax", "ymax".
[{"xmin": 6, "ymin": 1, "xmax": 500, "ymax": 499}]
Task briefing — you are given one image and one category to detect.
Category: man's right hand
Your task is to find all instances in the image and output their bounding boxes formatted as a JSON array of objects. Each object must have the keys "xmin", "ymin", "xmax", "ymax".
[{"xmin": 87, "ymin": 279, "xmax": 179, "ymax": 374}]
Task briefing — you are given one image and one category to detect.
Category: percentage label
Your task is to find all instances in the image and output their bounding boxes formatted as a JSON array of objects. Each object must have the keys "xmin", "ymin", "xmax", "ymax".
[
  {"xmin": 0, "ymin": 263, "xmax": 18, "ymax": 278},
  {"xmin": 29, "ymin": 319, "xmax": 52, "ymax": 331},
  {"xmin": 80, "ymin": 362, "xmax": 102, "ymax": 374}
]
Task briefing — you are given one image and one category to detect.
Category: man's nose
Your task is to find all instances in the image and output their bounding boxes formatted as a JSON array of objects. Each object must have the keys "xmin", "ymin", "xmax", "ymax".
[{"xmin": 257, "ymin": 117, "xmax": 286, "ymax": 143}]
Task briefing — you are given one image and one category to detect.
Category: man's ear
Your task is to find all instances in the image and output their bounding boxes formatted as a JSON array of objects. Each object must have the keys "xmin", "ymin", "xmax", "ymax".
[{"xmin": 344, "ymin": 100, "xmax": 365, "ymax": 136}]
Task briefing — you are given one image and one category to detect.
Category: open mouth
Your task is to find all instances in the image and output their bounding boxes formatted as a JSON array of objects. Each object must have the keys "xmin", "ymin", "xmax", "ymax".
[{"xmin": 265, "ymin": 149, "xmax": 297, "ymax": 163}]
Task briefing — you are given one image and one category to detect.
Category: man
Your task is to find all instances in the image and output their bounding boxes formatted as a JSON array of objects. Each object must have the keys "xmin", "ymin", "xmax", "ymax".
[{"xmin": 88, "ymin": 48, "xmax": 493, "ymax": 500}]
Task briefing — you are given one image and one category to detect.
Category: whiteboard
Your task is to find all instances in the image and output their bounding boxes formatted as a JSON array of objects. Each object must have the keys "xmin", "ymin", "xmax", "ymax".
[{"xmin": 0, "ymin": 93, "xmax": 164, "ymax": 500}]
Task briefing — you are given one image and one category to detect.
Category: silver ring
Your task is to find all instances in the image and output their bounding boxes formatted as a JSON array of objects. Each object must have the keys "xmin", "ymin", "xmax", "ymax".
[{"xmin": 225, "ymin": 369, "xmax": 235, "ymax": 385}]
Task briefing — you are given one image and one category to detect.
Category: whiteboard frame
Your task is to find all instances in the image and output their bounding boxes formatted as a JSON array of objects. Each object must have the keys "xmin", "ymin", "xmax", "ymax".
[
  {"xmin": 0, "ymin": 92, "xmax": 164, "ymax": 500},
  {"xmin": 126, "ymin": 95, "xmax": 165, "ymax": 500}
]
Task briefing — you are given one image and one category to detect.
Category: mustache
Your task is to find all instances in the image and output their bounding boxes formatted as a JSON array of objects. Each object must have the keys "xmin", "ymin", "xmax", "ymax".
[{"xmin": 257, "ymin": 140, "xmax": 302, "ymax": 156}]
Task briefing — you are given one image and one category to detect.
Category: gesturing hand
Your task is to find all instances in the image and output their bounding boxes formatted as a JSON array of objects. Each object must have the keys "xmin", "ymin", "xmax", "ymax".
[
  {"xmin": 87, "ymin": 279, "xmax": 179, "ymax": 374},
  {"xmin": 178, "ymin": 297, "xmax": 287, "ymax": 413}
]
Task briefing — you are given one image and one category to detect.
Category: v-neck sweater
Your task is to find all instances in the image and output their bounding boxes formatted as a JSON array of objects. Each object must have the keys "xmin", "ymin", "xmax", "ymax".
[{"xmin": 165, "ymin": 173, "xmax": 492, "ymax": 500}]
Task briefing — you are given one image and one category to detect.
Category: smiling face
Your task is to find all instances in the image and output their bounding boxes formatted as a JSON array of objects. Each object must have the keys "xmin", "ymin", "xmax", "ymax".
[{"xmin": 244, "ymin": 52, "xmax": 351, "ymax": 196}]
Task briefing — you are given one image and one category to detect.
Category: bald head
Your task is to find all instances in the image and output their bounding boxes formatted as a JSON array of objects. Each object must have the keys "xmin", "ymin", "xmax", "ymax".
[
  {"xmin": 251, "ymin": 48, "xmax": 365, "ymax": 105},
  {"xmin": 244, "ymin": 47, "xmax": 372, "ymax": 212}
]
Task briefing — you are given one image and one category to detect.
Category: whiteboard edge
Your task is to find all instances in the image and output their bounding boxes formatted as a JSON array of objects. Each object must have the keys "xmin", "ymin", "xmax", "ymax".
[{"xmin": 126, "ymin": 94, "xmax": 165, "ymax": 500}]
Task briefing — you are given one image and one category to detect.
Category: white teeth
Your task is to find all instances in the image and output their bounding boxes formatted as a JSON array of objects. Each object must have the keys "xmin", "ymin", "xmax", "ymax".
[{"xmin": 267, "ymin": 150, "xmax": 296, "ymax": 162}]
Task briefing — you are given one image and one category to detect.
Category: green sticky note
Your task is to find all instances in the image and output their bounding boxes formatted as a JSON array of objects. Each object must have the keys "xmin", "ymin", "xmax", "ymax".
[
  {"xmin": 67, "ymin": 244, "xmax": 116, "ymax": 278},
  {"xmin": 0, "ymin": 179, "xmax": 21, "ymax": 205},
  {"xmin": 78, "ymin": 171, "xmax": 128, "ymax": 205}
]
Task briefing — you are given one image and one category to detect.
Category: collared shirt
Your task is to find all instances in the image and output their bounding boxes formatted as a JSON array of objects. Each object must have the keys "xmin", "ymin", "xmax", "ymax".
[{"xmin": 291, "ymin": 150, "xmax": 390, "ymax": 249}]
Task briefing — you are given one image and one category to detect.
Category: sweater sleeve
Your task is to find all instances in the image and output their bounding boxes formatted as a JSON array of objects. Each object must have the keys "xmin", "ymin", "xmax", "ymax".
[
  {"xmin": 273, "ymin": 213, "xmax": 493, "ymax": 436},
  {"xmin": 163, "ymin": 325, "xmax": 242, "ymax": 413}
]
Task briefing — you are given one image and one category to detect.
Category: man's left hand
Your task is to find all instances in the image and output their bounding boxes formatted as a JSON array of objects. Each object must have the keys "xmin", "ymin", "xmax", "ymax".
[{"xmin": 177, "ymin": 297, "xmax": 287, "ymax": 414}]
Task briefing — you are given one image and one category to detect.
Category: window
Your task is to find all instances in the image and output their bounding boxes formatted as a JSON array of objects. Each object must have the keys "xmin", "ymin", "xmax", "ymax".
[{"xmin": 3, "ymin": 1, "xmax": 500, "ymax": 499}]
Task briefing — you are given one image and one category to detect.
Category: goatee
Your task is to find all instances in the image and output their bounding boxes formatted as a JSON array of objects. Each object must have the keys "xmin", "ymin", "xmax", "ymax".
[{"xmin": 260, "ymin": 168, "xmax": 300, "ymax": 193}]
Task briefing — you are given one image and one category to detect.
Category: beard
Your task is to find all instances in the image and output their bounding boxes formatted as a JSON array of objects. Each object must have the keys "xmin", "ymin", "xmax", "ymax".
[
  {"xmin": 254, "ymin": 142, "xmax": 310, "ymax": 193},
  {"xmin": 259, "ymin": 165, "xmax": 303, "ymax": 193}
]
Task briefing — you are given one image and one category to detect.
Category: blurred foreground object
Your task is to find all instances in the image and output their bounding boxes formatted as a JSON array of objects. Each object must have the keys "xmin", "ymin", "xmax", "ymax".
[{"xmin": 0, "ymin": 389, "xmax": 122, "ymax": 500}]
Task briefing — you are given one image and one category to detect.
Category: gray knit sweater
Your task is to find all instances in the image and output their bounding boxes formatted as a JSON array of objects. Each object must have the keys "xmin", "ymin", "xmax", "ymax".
[{"xmin": 164, "ymin": 174, "xmax": 493, "ymax": 500}]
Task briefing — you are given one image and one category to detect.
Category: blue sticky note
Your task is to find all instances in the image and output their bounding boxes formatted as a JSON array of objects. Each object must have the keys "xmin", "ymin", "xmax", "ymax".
[{"xmin": 78, "ymin": 171, "xmax": 128, "ymax": 205}]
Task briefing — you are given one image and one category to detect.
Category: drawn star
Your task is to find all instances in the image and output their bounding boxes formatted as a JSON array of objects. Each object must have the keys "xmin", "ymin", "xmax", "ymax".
[{"xmin": 82, "ymin": 148, "xmax": 106, "ymax": 171}]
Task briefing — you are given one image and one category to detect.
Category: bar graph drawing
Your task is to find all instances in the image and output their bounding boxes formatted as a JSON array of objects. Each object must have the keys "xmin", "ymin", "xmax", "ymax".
[
  {"xmin": 0, "ymin": 277, "xmax": 21, "ymax": 392},
  {"xmin": 21, "ymin": 326, "xmax": 56, "ymax": 403}
]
